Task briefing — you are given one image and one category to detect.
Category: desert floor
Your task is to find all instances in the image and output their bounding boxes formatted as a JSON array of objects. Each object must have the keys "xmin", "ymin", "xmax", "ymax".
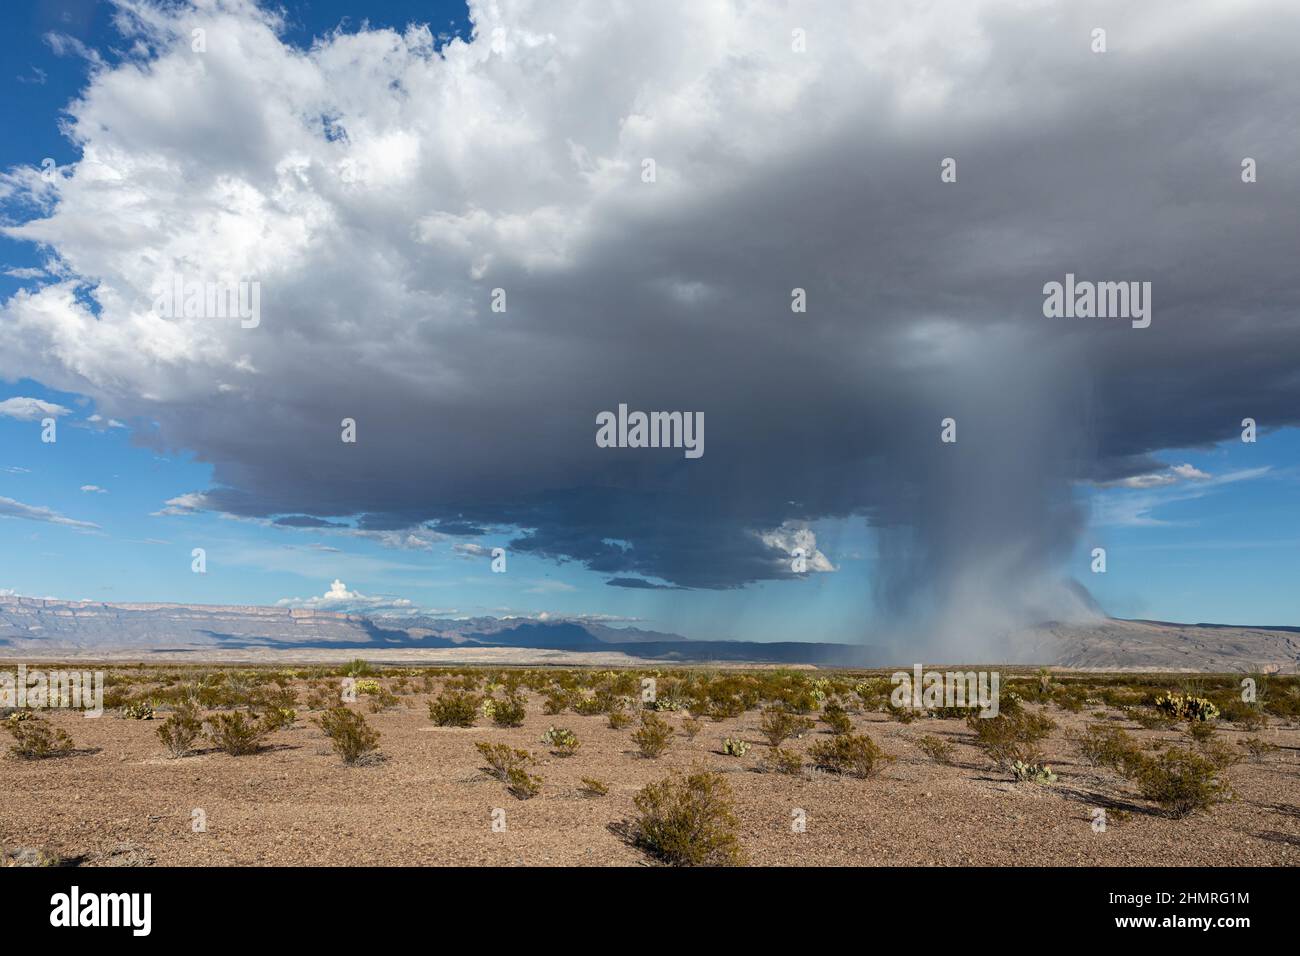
[{"xmin": 3, "ymin": 676, "xmax": 1298, "ymax": 867}]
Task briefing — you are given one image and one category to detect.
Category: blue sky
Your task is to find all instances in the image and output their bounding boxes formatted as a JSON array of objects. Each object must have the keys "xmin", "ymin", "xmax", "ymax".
[{"xmin": 2, "ymin": 1, "xmax": 1299, "ymax": 642}]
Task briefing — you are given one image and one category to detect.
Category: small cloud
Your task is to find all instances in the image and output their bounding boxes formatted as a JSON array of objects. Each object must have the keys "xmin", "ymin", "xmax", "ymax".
[
  {"xmin": 2, "ymin": 466, "xmax": 31, "ymax": 474},
  {"xmin": 276, "ymin": 579, "xmax": 415, "ymax": 614},
  {"xmin": 0, "ymin": 397, "xmax": 71, "ymax": 422},
  {"xmin": 85, "ymin": 414, "xmax": 126, "ymax": 429},
  {"xmin": 272, "ymin": 514, "xmax": 347, "ymax": 528},
  {"xmin": 80, "ymin": 485, "xmax": 108, "ymax": 494},
  {"xmin": 453, "ymin": 542, "xmax": 492, "ymax": 558},
  {"xmin": 524, "ymin": 580, "xmax": 577, "ymax": 594},
  {"xmin": 1103, "ymin": 462, "xmax": 1213, "ymax": 489},
  {"xmin": 606, "ymin": 577, "xmax": 683, "ymax": 590},
  {"xmin": 152, "ymin": 492, "xmax": 210, "ymax": 516},
  {"xmin": 758, "ymin": 523, "xmax": 836, "ymax": 573},
  {"xmin": 0, "ymin": 494, "xmax": 99, "ymax": 530},
  {"xmin": 4, "ymin": 267, "xmax": 46, "ymax": 279},
  {"xmin": 350, "ymin": 528, "xmax": 445, "ymax": 550}
]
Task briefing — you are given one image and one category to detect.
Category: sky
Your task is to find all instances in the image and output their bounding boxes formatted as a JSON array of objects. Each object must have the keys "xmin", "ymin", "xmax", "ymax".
[{"xmin": 1, "ymin": 0, "xmax": 1298, "ymax": 654}]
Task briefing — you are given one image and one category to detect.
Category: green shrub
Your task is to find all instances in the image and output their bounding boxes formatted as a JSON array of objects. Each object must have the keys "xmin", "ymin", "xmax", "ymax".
[
  {"xmin": 632, "ymin": 712, "xmax": 674, "ymax": 758},
  {"xmin": 883, "ymin": 701, "xmax": 917, "ymax": 724},
  {"xmin": 916, "ymin": 734, "xmax": 955, "ymax": 765},
  {"xmin": 475, "ymin": 742, "xmax": 540, "ymax": 798},
  {"xmin": 428, "ymin": 691, "xmax": 479, "ymax": 727},
  {"xmin": 809, "ymin": 733, "xmax": 893, "ymax": 778},
  {"xmin": 680, "ymin": 717, "xmax": 702, "ymax": 739},
  {"xmin": 542, "ymin": 725, "xmax": 580, "ymax": 756},
  {"xmin": 475, "ymin": 742, "xmax": 532, "ymax": 781},
  {"xmin": 1126, "ymin": 747, "xmax": 1232, "ymax": 818},
  {"xmin": 580, "ymin": 777, "xmax": 609, "ymax": 797},
  {"xmin": 491, "ymin": 694, "xmax": 527, "ymax": 728},
  {"xmin": 157, "ymin": 702, "xmax": 203, "ymax": 758},
  {"xmin": 1195, "ymin": 737, "xmax": 1241, "ymax": 771},
  {"xmin": 314, "ymin": 707, "xmax": 381, "ymax": 765},
  {"xmin": 573, "ymin": 693, "xmax": 610, "ymax": 716},
  {"xmin": 367, "ymin": 688, "xmax": 399, "ymax": 713},
  {"xmin": 354, "ymin": 679, "xmax": 382, "ymax": 696},
  {"xmin": 608, "ymin": 709, "xmax": 633, "ymax": 730},
  {"xmin": 5, "ymin": 715, "xmax": 73, "ymax": 759},
  {"xmin": 204, "ymin": 710, "xmax": 270, "ymax": 756},
  {"xmin": 344, "ymin": 659, "xmax": 376, "ymax": 677},
  {"xmin": 1073, "ymin": 724, "xmax": 1145, "ymax": 775},
  {"xmin": 821, "ymin": 702, "xmax": 852, "ymax": 734},
  {"xmin": 967, "ymin": 708, "xmax": 1056, "ymax": 769},
  {"xmin": 631, "ymin": 771, "xmax": 744, "ymax": 866},
  {"xmin": 760, "ymin": 747, "xmax": 804, "ymax": 775},
  {"xmin": 260, "ymin": 706, "xmax": 297, "ymax": 731},
  {"xmin": 505, "ymin": 766, "xmax": 542, "ymax": 799},
  {"xmin": 759, "ymin": 707, "xmax": 815, "ymax": 747},
  {"xmin": 1240, "ymin": 736, "xmax": 1278, "ymax": 761}
]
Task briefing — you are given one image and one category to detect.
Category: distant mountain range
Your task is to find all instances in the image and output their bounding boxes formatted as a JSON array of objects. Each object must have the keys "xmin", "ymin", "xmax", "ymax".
[
  {"xmin": 2, "ymin": 594, "xmax": 1298, "ymax": 671},
  {"xmin": 0, "ymin": 595, "xmax": 866, "ymax": 665}
]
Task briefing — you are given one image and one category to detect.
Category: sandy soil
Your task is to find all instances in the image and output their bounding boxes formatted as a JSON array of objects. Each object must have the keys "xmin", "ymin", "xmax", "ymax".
[{"xmin": 3, "ymin": 681, "xmax": 1298, "ymax": 866}]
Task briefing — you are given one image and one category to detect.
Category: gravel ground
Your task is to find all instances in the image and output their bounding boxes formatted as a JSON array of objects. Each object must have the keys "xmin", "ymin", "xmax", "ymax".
[{"xmin": 3, "ymin": 684, "xmax": 1298, "ymax": 866}]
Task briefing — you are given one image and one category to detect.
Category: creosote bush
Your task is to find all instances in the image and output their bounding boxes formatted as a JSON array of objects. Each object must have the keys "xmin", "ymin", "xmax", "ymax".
[
  {"xmin": 5, "ymin": 714, "xmax": 73, "ymax": 759},
  {"xmin": 491, "ymin": 693, "xmax": 527, "ymax": 728},
  {"xmin": 966, "ymin": 707, "xmax": 1056, "ymax": 769},
  {"xmin": 475, "ymin": 742, "xmax": 541, "ymax": 799},
  {"xmin": 506, "ymin": 766, "xmax": 542, "ymax": 799},
  {"xmin": 475, "ymin": 742, "xmax": 532, "ymax": 781},
  {"xmin": 821, "ymin": 702, "xmax": 852, "ymax": 734},
  {"xmin": 1126, "ymin": 747, "xmax": 1232, "ymax": 818},
  {"xmin": 314, "ymin": 707, "xmax": 381, "ymax": 765},
  {"xmin": 632, "ymin": 712, "xmax": 674, "ymax": 758},
  {"xmin": 1240, "ymin": 737, "xmax": 1278, "ymax": 761},
  {"xmin": 1072, "ymin": 724, "xmax": 1145, "ymax": 775},
  {"xmin": 205, "ymin": 710, "xmax": 270, "ymax": 756},
  {"xmin": 580, "ymin": 777, "xmax": 610, "ymax": 797},
  {"xmin": 916, "ymin": 734, "xmax": 955, "ymax": 765},
  {"xmin": 157, "ymin": 701, "xmax": 203, "ymax": 758},
  {"xmin": 680, "ymin": 717, "xmax": 703, "ymax": 739},
  {"xmin": 759, "ymin": 708, "xmax": 814, "ymax": 748},
  {"xmin": 809, "ymin": 733, "xmax": 893, "ymax": 779},
  {"xmin": 760, "ymin": 747, "xmax": 804, "ymax": 775},
  {"xmin": 631, "ymin": 771, "xmax": 744, "ymax": 866},
  {"xmin": 260, "ymin": 706, "xmax": 297, "ymax": 731},
  {"xmin": 428, "ymin": 690, "xmax": 479, "ymax": 727}
]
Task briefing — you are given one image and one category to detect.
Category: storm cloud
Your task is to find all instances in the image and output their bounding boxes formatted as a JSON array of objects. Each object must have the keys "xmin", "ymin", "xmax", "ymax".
[{"xmin": 3, "ymin": 0, "xmax": 1299, "ymax": 650}]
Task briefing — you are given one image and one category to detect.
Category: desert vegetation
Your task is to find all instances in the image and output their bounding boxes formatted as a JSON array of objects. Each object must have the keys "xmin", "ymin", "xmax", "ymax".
[{"xmin": 2, "ymin": 662, "xmax": 1297, "ymax": 866}]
